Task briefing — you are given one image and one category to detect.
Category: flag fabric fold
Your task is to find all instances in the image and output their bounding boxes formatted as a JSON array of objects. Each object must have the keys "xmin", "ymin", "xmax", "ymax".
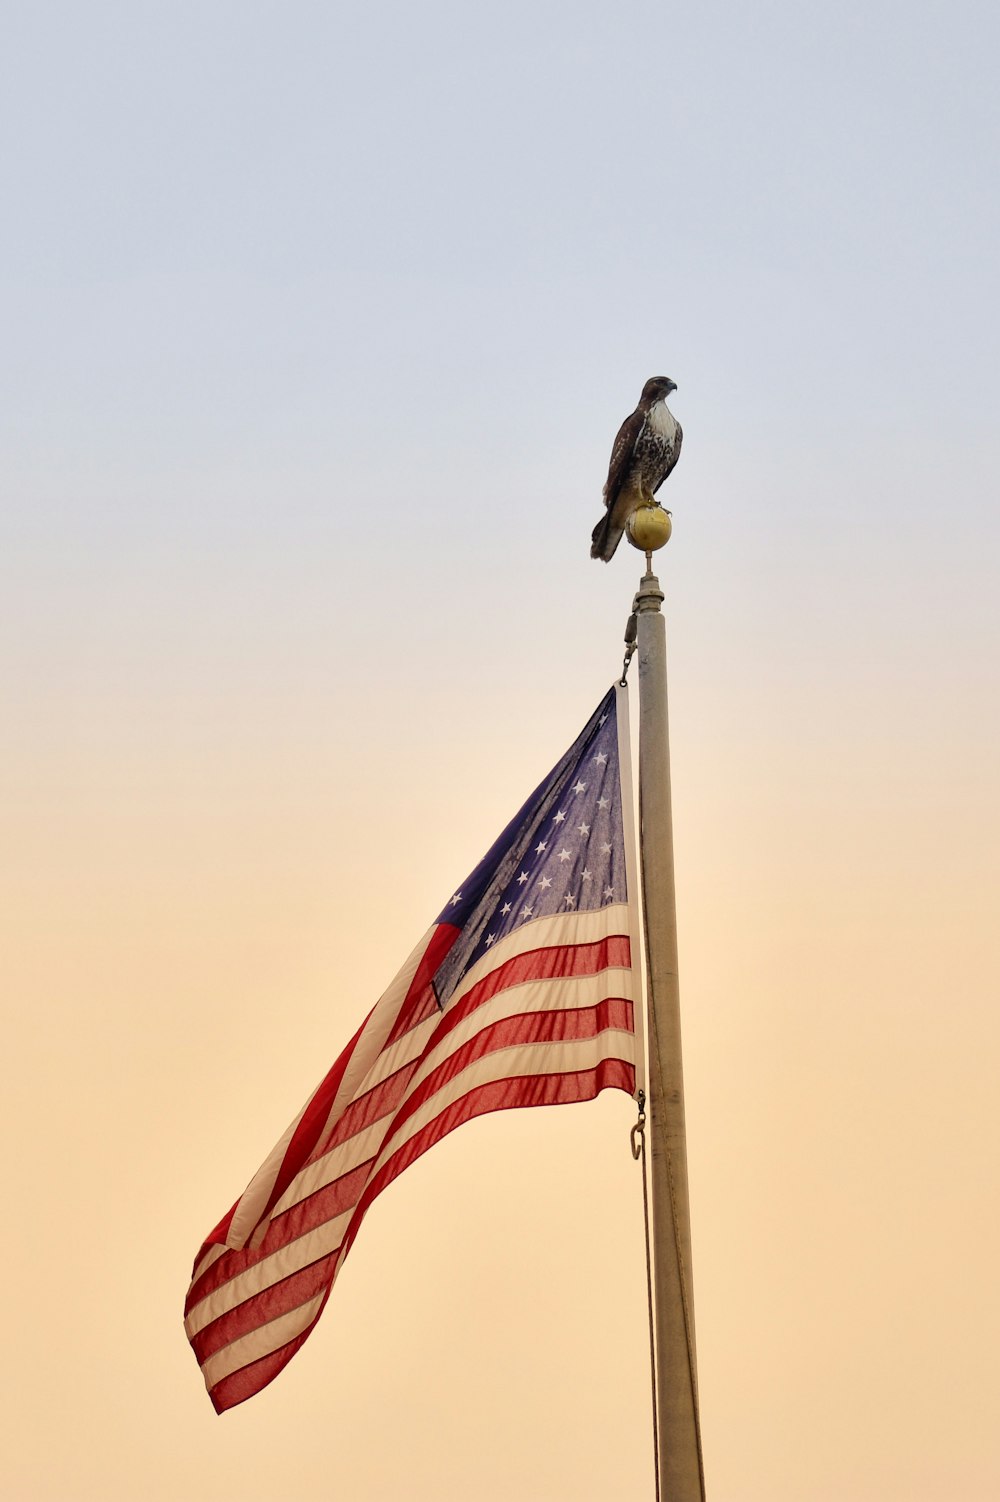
[{"xmin": 185, "ymin": 683, "xmax": 642, "ymax": 1413}]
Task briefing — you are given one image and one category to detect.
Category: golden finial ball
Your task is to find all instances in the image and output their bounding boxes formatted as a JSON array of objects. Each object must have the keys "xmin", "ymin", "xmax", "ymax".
[{"xmin": 627, "ymin": 504, "xmax": 672, "ymax": 552}]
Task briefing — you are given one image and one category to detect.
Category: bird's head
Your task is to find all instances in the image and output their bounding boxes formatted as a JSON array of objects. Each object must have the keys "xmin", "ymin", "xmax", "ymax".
[{"xmin": 642, "ymin": 376, "xmax": 677, "ymax": 402}]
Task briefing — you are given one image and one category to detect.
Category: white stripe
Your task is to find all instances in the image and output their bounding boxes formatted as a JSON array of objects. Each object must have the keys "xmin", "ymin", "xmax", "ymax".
[
  {"xmin": 268, "ymin": 1106, "xmax": 393, "ymax": 1220},
  {"xmin": 372, "ymin": 1027, "xmax": 636, "ymax": 1180},
  {"xmin": 191, "ymin": 1241, "xmax": 229, "ymax": 1285},
  {"xmin": 201, "ymin": 1291, "xmax": 327, "ymax": 1390},
  {"xmin": 347, "ymin": 1003, "xmax": 439, "ymax": 1100},
  {"xmin": 186, "ymin": 1208, "xmax": 352, "ymax": 1339}
]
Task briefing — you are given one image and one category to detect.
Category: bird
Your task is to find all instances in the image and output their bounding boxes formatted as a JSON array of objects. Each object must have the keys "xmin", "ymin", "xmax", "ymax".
[{"xmin": 590, "ymin": 376, "xmax": 683, "ymax": 561}]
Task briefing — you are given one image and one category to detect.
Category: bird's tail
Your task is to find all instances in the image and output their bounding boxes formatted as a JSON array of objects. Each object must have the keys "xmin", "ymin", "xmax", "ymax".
[{"xmin": 590, "ymin": 512, "xmax": 623, "ymax": 562}]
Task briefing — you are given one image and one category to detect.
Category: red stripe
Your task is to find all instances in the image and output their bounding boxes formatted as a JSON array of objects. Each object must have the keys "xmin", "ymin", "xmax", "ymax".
[
  {"xmin": 199, "ymin": 1200, "xmax": 240, "ymax": 1260},
  {"xmin": 239, "ymin": 1011, "xmax": 371, "ymax": 1238},
  {"xmin": 208, "ymin": 1322, "xmax": 320, "ymax": 1415},
  {"xmin": 312, "ymin": 1057, "xmax": 418, "ymax": 1159},
  {"xmin": 340, "ymin": 1055, "xmax": 635, "ymax": 1267},
  {"xmin": 383, "ymin": 924, "xmax": 459, "ymax": 1047},
  {"xmin": 439, "ymin": 936, "xmax": 631, "ymax": 1048},
  {"xmin": 383, "ymin": 996, "xmax": 633, "ymax": 1160}
]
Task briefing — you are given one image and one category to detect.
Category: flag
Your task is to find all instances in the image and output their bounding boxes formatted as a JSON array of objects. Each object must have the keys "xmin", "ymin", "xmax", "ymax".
[{"xmin": 185, "ymin": 684, "xmax": 643, "ymax": 1413}]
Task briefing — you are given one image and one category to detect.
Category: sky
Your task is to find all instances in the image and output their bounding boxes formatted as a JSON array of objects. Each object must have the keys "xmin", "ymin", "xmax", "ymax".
[{"xmin": 3, "ymin": 2, "xmax": 999, "ymax": 1498}]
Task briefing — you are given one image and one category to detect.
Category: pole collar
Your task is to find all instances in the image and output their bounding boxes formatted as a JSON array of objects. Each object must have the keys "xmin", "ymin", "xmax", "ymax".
[{"xmin": 634, "ymin": 569, "xmax": 664, "ymax": 615}]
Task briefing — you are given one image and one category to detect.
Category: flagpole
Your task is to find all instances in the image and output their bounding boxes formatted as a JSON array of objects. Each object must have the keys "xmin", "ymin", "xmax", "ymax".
[{"xmin": 630, "ymin": 514, "xmax": 705, "ymax": 1502}]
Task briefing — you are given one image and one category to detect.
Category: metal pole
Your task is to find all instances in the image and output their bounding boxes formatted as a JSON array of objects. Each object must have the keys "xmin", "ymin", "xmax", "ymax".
[{"xmin": 635, "ymin": 558, "xmax": 705, "ymax": 1502}]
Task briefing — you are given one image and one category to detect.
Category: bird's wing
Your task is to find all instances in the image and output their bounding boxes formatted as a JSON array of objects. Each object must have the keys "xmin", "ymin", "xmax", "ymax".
[
  {"xmin": 652, "ymin": 419, "xmax": 683, "ymax": 494},
  {"xmin": 602, "ymin": 406, "xmax": 646, "ymax": 510}
]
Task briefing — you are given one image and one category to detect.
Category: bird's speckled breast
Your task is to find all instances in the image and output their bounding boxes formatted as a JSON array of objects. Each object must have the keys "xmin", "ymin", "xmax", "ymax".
[{"xmin": 636, "ymin": 400, "xmax": 679, "ymax": 485}]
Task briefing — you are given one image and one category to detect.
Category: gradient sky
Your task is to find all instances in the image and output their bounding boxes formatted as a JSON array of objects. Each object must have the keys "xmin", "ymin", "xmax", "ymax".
[{"xmin": 3, "ymin": 3, "xmax": 999, "ymax": 1499}]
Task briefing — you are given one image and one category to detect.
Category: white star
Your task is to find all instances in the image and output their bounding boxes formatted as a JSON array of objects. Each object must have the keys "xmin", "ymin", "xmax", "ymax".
[
  {"xmin": 521, "ymin": 905, "xmax": 534, "ymax": 920},
  {"xmin": 581, "ymin": 868, "xmax": 592, "ymax": 882},
  {"xmin": 597, "ymin": 795, "xmax": 610, "ymax": 810},
  {"xmin": 450, "ymin": 892, "xmax": 462, "ymax": 906},
  {"xmin": 535, "ymin": 840, "xmax": 547, "ymax": 855},
  {"xmin": 539, "ymin": 875, "xmax": 552, "ymax": 891},
  {"xmin": 517, "ymin": 871, "xmax": 529, "ymax": 885},
  {"xmin": 501, "ymin": 902, "xmax": 512, "ymax": 916},
  {"xmin": 601, "ymin": 841, "xmax": 612, "ymax": 855},
  {"xmin": 599, "ymin": 713, "xmax": 609, "ymax": 726},
  {"xmin": 563, "ymin": 892, "xmax": 576, "ymax": 908},
  {"xmin": 577, "ymin": 821, "xmax": 590, "ymax": 837},
  {"xmin": 553, "ymin": 810, "xmax": 567, "ymax": 825},
  {"xmin": 572, "ymin": 780, "xmax": 587, "ymax": 795},
  {"xmin": 603, "ymin": 885, "xmax": 614, "ymax": 900},
  {"xmin": 557, "ymin": 847, "xmax": 572, "ymax": 863},
  {"xmin": 593, "ymin": 751, "xmax": 608, "ymax": 766},
  {"xmin": 485, "ymin": 933, "xmax": 497, "ymax": 947}
]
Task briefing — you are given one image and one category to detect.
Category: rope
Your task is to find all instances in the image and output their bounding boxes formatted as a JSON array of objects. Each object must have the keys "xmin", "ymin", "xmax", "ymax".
[
  {"xmin": 663, "ymin": 1120, "xmax": 707, "ymax": 1497},
  {"xmin": 630, "ymin": 1092, "xmax": 661, "ymax": 1502}
]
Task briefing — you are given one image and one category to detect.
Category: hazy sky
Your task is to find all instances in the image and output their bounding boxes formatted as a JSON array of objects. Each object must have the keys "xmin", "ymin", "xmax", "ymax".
[{"xmin": 3, "ymin": 3, "xmax": 999, "ymax": 1499}]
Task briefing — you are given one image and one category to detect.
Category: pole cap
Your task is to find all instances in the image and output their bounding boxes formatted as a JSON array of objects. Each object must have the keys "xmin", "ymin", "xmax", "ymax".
[{"xmin": 627, "ymin": 504, "xmax": 672, "ymax": 552}]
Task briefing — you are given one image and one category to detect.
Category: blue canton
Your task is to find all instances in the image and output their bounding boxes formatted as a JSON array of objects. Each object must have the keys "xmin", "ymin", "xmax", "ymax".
[{"xmin": 432, "ymin": 690, "xmax": 627, "ymax": 1006}]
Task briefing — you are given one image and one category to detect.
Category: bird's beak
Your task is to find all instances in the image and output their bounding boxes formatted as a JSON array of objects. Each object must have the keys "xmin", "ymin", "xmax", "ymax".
[{"xmin": 666, "ymin": 379, "xmax": 677, "ymax": 394}]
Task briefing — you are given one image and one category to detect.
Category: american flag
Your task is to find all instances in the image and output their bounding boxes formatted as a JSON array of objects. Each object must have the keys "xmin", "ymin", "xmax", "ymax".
[{"xmin": 185, "ymin": 684, "xmax": 643, "ymax": 1413}]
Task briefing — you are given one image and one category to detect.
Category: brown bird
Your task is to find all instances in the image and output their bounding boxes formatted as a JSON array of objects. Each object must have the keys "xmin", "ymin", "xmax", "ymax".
[{"xmin": 590, "ymin": 376, "xmax": 683, "ymax": 561}]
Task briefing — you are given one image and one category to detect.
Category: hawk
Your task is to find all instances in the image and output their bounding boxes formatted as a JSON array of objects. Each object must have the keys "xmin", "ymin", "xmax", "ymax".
[{"xmin": 590, "ymin": 376, "xmax": 682, "ymax": 561}]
